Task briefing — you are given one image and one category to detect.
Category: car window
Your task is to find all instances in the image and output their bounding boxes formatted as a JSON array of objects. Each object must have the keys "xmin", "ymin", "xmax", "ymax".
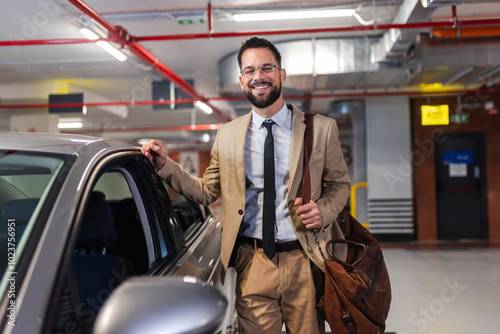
[
  {"xmin": 50, "ymin": 160, "xmax": 170, "ymax": 333},
  {"xmin": 92, "ymin": 170, "xmax": 153, "ymax": 273},
  {"xmin": 93, "ymin": 171, "xmax": 134, "ymax": 201},
  {"xmin": 0, "ymin": 151, "xmax": 66, "ymax": 280},
  {"xmin": 163, "ymin": 184, "xmax": 206, "ymax": 237}
]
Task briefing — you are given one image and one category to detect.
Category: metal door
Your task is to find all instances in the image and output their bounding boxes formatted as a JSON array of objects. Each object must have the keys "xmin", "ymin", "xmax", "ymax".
[{"xmin": 434, "ymin": 133, "xmax": 487, "ymax": 240}]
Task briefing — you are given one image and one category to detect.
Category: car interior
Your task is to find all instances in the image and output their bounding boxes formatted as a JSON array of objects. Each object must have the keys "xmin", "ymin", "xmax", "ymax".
[
  {"xmin": 52, "ymin": 171, "xmax": 151, "ymax": 333},
  {"xmin": 51, "ymin": 169, "xmax": 210, "ymax": 333}
]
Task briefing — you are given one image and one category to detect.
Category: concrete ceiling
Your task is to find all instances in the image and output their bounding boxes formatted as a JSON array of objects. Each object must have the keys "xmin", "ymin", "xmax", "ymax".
[{"xmin": 1, "ymin": 0, "xmax": 500, "ymax": 145}]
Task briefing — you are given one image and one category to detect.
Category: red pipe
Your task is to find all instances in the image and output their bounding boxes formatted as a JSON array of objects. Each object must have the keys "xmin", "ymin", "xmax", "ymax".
[
  {"xmin": 0, "ymin": 98, "xmax": 197, "ymax": 109},
  {"xmin": 0, "ymin": 38, "xmax": 103, "ymax": 47},
  {"xmin": 0, "ymin": 21, "xmax": 451, "ymax": 47},
  {"xmin": 4, "ymin": 88, "xmax": 500, "ymax": 110},
  {"xmin": 432, "ymin": 26, "xmax": 500, "ymax": 38},
  {"xmin": 136, "ymin": 21, "xmax": 454, "ymax": 42},
  {"xmin": 61, "ymin": 123, "xmax": 223, "ymax": 134},
  {"xmin": 207, "ymin": 0, "xmax": 214, "ymax": 36},
  {"xmin": 4, "ymin": 17, "xmax": 500, "ymax": 47},
  {"xmin": 128, "ymin": 43, "xmax": 206, "ymax": 104},
  {"xmin": 66, "ymin": 0, "xmax": 231, "ymax": 123},
  {"xmin": 131, "ymin": 19, "xmax": 500, "ymax": 42}
]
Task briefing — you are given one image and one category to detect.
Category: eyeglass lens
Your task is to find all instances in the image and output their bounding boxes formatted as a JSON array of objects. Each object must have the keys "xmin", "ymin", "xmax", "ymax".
[{"xmin": 242, "ymin": 65, "xmax": 278, "ymax": 77}]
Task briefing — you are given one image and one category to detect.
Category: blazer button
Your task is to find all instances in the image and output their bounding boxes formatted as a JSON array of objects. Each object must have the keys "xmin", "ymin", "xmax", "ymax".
[{"xmin": 238, "ymin": 210, "xmax": 243, "ymax": 215}]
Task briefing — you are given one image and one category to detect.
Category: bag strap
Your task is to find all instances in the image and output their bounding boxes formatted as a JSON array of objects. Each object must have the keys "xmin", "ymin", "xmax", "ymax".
[
  {"xmin": 302, "ymin": 113, "xmax": 326, "ymax": 257},
  {"xmin": 302, "ymin": 113, "xmax": 314, "ymax": 204}
]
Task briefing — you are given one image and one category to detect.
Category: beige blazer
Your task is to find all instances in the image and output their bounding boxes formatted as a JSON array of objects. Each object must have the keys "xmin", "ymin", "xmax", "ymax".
[{"xmin": 159, "ymin": 103, "xmax": 351, "ymax": 279}]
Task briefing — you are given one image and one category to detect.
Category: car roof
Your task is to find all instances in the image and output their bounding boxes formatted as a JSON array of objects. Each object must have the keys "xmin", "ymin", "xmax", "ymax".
[{"xmin": 0, "ymin": 132, "xmax": 141, "ymax": 156}]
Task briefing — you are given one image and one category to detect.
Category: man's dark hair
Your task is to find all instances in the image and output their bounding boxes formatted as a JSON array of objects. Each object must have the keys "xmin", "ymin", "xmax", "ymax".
[{"xmin": 237, "ymin": 36, "xmax": 282, "ymax": 69}]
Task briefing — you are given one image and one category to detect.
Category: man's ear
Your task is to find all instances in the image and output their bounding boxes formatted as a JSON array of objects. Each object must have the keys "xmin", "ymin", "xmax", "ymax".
[
  {"xmin": 280, "ymin": 68, "xmax": 287, "ymax": 85},
  {"xmin": 238, "ymin": 75, "xmax": 244, "ymax": 90}
]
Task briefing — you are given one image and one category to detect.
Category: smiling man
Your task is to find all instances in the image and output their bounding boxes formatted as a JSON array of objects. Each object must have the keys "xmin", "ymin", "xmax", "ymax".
[
  {"xmin": 142, "ymin": 36, "xmax": 350, "ymax": 333},
  {"xmin": 238, "ymin": 46, "xmax": 284, "ymax": 111}
]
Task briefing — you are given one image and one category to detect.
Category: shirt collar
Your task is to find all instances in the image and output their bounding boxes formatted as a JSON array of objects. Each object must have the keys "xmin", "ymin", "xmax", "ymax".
[{"xmin": 252, "ymin": 102, "xmax": 290, "ymax": 129}]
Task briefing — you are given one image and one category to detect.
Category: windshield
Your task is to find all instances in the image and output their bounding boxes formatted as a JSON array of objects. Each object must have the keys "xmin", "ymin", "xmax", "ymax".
[{"xmin": 0, "ymin": 150, "xmax": 66, "ymax": 277}]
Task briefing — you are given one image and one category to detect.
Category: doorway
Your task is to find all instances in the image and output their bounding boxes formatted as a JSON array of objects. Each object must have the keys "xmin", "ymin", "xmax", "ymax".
[{"xmin": 434, "ymin": 132, "xmax": 487, "ymax": 240}]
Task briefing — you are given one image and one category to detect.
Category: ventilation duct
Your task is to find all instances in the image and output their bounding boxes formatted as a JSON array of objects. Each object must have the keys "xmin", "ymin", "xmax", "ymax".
[
  {"xmin": 371, "ymin": 0, "xmax": 440, "ymax": 62},
  {"xmin": 219, "ymin": 38, "xmax": 382, "ymax": 94},
  {"xmin": 421, "ymin": 0, "xmax": 462, "ymax": 8}
]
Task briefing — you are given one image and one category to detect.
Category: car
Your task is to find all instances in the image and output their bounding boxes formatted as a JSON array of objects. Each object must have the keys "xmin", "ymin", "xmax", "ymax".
[{"xmin": 0, "ymin": 132, "xmax": 238, "ymax": 334}]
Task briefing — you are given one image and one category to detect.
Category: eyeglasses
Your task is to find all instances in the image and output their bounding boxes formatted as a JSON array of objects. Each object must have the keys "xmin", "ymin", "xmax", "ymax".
[{"xmin": 240, "ymin": 64, "xmax": 281, "ymax": 78}]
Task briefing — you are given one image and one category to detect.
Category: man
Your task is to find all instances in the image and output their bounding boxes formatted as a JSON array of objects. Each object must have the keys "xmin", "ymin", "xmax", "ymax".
[{"xmin": 142, "ymin": 36, "xmax": 350, "ymax": 333}]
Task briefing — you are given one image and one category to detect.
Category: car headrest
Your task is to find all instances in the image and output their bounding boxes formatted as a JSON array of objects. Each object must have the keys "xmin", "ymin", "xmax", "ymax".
[{"xmin": 76, "ymin": 192, "xmax": 117, "ymax": 249}]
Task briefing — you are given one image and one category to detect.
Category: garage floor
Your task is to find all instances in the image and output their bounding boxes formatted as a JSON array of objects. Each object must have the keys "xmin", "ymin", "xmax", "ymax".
[
  {"xmin": 383, "ymin": 245, "xmax": 500, "ymax": 334},
  {"xmin": 281, "ymin": 243, "xmax": 500, "ymax": 334}
]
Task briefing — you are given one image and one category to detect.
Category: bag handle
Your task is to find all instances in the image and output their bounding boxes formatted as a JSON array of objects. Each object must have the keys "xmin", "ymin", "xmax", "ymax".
[{"xmin": 326, "ymin": 239, "xmax": 368, "ymax": 270}]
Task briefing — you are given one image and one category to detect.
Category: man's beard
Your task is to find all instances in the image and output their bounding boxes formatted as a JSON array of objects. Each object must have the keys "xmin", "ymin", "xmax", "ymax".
[{"xmin": 244, "ymin": 82, "xmax": 282, "ymax": 109}]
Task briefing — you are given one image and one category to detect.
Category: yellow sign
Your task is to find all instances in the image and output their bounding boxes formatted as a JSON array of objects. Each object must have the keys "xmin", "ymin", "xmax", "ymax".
[{"xmin": 421, "ymin": 105, "xmax": 450, "ymax": 126}]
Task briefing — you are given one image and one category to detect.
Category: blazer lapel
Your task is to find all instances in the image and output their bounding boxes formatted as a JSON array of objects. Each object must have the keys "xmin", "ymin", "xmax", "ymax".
[
  {"xmin": 288, "ymin": 104, "xmax": 306, "ymax": 200},
  {"xmin": 235, "ymin": 112, "xmax": 252, "ymax": 196}
]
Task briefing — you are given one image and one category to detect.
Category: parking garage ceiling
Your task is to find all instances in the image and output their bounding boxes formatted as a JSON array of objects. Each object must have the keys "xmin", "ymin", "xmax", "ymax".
[{"xmin": 1, "ymin": 0, "xmax": 500, "ymax": 143}]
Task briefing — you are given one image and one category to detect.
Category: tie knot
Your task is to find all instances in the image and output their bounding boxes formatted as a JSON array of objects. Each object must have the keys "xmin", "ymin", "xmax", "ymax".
[{"xmin": 263, "ymin": 120, "xmax": 275, "ymax": 132}]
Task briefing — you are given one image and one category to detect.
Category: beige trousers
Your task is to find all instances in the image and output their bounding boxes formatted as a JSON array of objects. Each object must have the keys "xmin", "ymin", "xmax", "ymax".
[{"xmin": 234, "ymin": 241, "xmax": 325, "ymax": 334}]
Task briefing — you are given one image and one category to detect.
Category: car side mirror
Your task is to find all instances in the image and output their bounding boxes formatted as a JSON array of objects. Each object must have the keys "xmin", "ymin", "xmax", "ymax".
[{"xmin": 93, "ymin": 276, "xmax": 228, "ymax": 334}]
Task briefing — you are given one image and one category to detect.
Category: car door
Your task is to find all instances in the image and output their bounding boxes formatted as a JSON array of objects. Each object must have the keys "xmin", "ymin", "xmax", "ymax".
[
  {"xmin": 39, "ymin": 152, "xmax": 161, "ymax": 333},
  {"xmin": 149, "ymin": 175, "xmax": 222, "ymax": 282},
  {"xmin": 42, "ymin": 151, "xmax": 224, "ymax": 333}
]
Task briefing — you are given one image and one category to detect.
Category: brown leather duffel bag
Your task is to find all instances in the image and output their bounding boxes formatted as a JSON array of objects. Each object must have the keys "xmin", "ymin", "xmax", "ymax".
[
  {"xmin": 318, "ymin": 210, "xmax": 392, "ymax": 334},
  {"xmin": 302, "ymin": 113, "xmax": 391, "ymax": 333}
]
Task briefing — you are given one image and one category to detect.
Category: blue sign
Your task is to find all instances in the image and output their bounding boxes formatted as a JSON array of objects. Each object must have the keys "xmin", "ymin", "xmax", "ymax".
[{"xmin": 442, "ymin": 150, "xmax": 474, "ymax": 165}]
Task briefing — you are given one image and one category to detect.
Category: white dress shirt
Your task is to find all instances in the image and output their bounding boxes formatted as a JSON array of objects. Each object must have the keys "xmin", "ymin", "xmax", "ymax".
[{"xmin": 240, "ymin": 102, "xmax": 297, "ymax": 242}]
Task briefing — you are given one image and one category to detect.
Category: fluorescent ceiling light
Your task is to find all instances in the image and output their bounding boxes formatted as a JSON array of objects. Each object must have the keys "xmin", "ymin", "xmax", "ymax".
[
  {"xmin": 80, "ymin": 28, "xmax": 127, "ymax": 62},
  {"xmin": 194, "ymin": 101, "xmax": 213, "ymax": 115},
  {"xmin": 80, "ymin": 28, "xmax": 99, "ymax": 40},
  {"xmin": 58, "ymin": 122, "xmax": 83, "ymax": 129},
  {"xmin": 96, "ymin": 41, "xmax": 127, "ymax": 62},
  {"xmin": 233, "ymin": 9, "xmax": 355, "ymax": 22}
]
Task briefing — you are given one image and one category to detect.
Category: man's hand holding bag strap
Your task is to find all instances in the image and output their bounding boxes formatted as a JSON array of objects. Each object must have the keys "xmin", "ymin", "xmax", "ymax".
[{"xmin": 302, "ymin": 113, "xmax": 392, "ymax": 334}]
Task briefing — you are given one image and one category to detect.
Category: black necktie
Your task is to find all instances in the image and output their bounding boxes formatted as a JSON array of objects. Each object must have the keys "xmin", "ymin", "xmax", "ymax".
[{"xmin": 262, "ymin": 120, "xmax": 276, "ymax": 260}]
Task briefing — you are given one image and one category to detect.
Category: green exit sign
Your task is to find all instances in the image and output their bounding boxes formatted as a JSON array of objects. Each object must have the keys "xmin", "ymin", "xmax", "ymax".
[
  {"xmin": 451, "ymin": 113, "xmax": 470, "ymax": 124},
  {"xmin": 178, "ymin": 18, "xmax": 205, "ymax": 25}
]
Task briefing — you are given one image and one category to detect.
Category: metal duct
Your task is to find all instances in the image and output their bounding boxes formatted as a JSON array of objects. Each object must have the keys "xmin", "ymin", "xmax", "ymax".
[
  {"xmin": 418, "ymin": 36, "xmax": 500, "ymax": 68},
  {"xmin": 422, "ymin": 0, "xmax": 462, "ymax": 8},
  {"xmin": 218, "ymin": 38, "xmax": 381, "ymax": 94},
  {"xmin": 371, "ymin": 0, "xmax": 441, "ymax": 62}
]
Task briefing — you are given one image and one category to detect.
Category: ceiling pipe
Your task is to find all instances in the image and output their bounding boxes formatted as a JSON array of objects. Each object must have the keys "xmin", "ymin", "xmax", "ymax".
[
  {"xmin": 0, "ymin": 38, "xmax": 101, "ymax": 46},
  {"xmin": 4, "ymin": 88, "xmax": 500, "ymax": 110},
  {"xmin": 134, "ymin": 18, "xmax": 500, "ymax": 42},
  {"xmin": 0, "ymin": 98, "xmax": 196, "ymax": 109},
  {"xmin": 4, "ymin": 17, "xmax": 500, "ymax": 47},
  {"xmin": 207, "ymin": 0, "xmax": 214, "ymax": 37},
  {"xmin": 60, "ymin": 123, "xmax": 223, "ymax": 134},
  {"xmin": 432, "ymin": 26, "xmax": 500, "ymax": 38},
  {"xmin": 65, "ymin": 0, "xmax": 231, "ymax": 123}
]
